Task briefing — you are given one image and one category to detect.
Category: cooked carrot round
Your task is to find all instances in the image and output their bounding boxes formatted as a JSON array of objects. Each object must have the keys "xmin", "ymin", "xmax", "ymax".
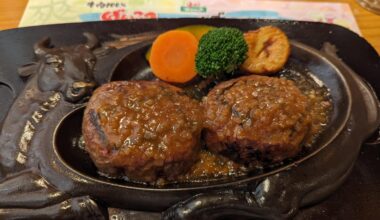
[{"xmin": 149, "ymin": 30, "xmax": 198, "ymax": 83}]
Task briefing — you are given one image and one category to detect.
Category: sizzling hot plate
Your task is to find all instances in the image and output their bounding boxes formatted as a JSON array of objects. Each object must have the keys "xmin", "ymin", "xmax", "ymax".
[
  {"xmin": 55, "ymin": 41, "xmax": 351, "ymax": 188},
  {"xmin": 51, "ymin": 37, "xmax": 377, "ymax": 218},
  {"xmin": 0, "ymin": 19, "xmax": 379, "ymax": 219}
]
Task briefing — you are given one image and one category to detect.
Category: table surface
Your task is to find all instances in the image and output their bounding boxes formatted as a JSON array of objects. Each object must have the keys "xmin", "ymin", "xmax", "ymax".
[{"xmin": 0, "ymin": 0, "xmax": 379, "ymax": 54}]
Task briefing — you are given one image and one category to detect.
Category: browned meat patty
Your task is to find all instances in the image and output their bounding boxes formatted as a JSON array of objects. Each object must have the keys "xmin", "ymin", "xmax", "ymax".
[
  {"xmin": 203, "ymin": 75, "xmax": 311, "ymax": 163},
  {"xmin": 82, "ymin": 81, "xmax": 203, "ymax": 183}
]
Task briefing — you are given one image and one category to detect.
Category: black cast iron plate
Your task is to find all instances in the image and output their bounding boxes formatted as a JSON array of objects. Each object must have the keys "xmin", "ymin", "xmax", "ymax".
[{"xmin": 0, "ymin": 19, "xmax": 379, "ymax": 219}]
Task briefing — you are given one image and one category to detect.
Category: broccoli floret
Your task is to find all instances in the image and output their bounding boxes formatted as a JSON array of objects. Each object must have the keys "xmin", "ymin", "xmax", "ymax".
[{"xmin": 195, "ymin": 27, "xmax": 248, "ymax": 78}]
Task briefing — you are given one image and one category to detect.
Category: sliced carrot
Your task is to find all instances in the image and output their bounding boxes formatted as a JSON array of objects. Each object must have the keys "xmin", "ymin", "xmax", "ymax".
[
  {"xmin": 145, "ymin": 25, "xmax": 215, "ymax": 61},
  {"xmin": 149, "ymin": 30, "xmax": 198, "ymax": 83}
]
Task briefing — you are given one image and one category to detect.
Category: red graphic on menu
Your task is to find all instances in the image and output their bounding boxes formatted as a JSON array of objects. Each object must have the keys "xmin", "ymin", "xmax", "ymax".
[{"xmin": 101, "ymin": 9, "xmax": 157, "ymax": 20}]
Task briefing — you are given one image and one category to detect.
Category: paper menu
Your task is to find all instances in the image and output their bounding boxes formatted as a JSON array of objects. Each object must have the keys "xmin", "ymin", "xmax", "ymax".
[{"xmin": 19, "ymin": 0, "xmax": 360, "ymax": 34}]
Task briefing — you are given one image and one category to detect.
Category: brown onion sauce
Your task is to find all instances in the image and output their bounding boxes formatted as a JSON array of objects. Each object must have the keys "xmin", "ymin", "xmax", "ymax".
[
  {"xmin": 79, "ymin": 69, "xmax": 332, "ymax": 185},
  {"xmin": 171, "ymin": 69, "xmax": 332, "ymax": 185},
  {"xmin": 279, "ymin": 69, "xmax": 332, "ymax": 147},
  {"xmin": 176, "ymin": 150, "xmax": 248, "ymax": 183}
]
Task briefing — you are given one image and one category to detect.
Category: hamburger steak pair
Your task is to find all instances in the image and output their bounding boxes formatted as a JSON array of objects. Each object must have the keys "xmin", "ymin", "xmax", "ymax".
[{"xmin": 82, "ymin": 75, "xmax": 311, "ymax": 182}]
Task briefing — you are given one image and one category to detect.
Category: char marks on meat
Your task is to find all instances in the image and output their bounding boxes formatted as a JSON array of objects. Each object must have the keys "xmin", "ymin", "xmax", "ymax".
[{"xmin": 82, "ymin": 81, "xmax": 203, "ymax": 183}]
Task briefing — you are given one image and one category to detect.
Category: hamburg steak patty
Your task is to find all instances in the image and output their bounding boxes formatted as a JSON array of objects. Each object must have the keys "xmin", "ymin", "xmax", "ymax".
[
  {"xmin": 82, "ymin": 81, "xmax": 203, "ymax": 182},
  {"xmin": 203, "ymin": 75, "xmax": 311, "ymax": 162}
]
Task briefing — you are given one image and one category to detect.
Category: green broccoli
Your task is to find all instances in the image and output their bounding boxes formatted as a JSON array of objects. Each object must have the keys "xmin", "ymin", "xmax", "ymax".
[{"xmin": 195, "ymin": 27, "xmax": 248, "ymax": 78}]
